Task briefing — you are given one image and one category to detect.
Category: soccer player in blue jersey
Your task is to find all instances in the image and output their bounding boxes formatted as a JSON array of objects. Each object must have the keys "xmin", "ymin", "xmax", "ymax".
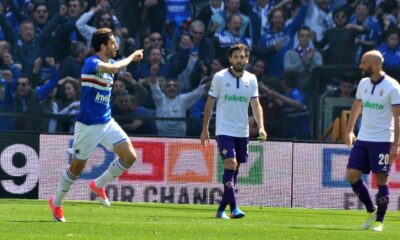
[
  {"xmin": 49, "ymin": 28, "xmax": 143, "ymax": 222},
  {"xmin": 345, "ymin": 50, "xmax": 400, "ymax": 231},
  {"xmin": 200, "ymin": 44, "xmax": 267, "ymax": 219}
]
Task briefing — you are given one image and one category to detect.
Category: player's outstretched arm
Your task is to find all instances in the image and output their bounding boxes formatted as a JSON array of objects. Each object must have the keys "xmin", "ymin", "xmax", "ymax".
[
  {"xmin": 250, "ymin": 97, "xmax": 267, "ymax": 141},
  {"xmin": 97, "ymin": 49, "xmax": 144, "ymax": 74},
  {"xmin": 200, "ymin": 97, "xmax": 216, "ymax": 147},
  {"xmin": 390, "ymin": 105, "xmax": 400, "ymax": 164},
  {"xmin": 344, "ymin": 99, "xmax": 362, "ymax": 148}
]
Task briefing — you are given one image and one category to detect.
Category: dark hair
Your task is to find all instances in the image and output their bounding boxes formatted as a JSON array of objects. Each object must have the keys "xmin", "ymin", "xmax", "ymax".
[
  {"xmin": 95, "ymin": 10, "xmax": 115, "ymax": 30},
  {"xmin": 91, "ymin": 28, "xmax": 113, "ymax": 52},
  {"xmin": 268, "ymin": 8, "xmax": 287, "ymax": 24},
  {"xmin": 297, "ymin": 25, "xmax": 311, "ymax": 34},
  {"xmin": 228, "ymin": 44, "xmax": 249, "ymax": 58},
  {"xmin": 282, "ymin": 70, "xmax": 299, "ymax": 88},
  {"xmin": 69, "ymin": 41, "xmax": 86, "ymax": 58},
  {"xmin": 226, "ymin": 13, "xmax": 242, "ymax": 25},
  {"xmin": 33, "ymin": 3, "xmax": 47, "ymax": 11}
]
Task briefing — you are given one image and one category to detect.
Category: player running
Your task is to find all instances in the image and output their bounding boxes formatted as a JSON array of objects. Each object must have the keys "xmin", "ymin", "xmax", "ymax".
[{"xmin": 49, "ymin": 28, "xmax": 143, "ymax": 222}]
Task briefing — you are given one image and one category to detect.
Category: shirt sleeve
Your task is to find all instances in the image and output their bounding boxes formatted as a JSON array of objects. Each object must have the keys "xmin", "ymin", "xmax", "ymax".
[
  {"xmin": 391, "ymin": 84, "xmax": 400, "ymax": 105},
  {"xmin": 356, "ymin": 81, "xmax": 363, "ymax": 100},
  {"xmin": 85, "ymin": 57, "xmax": 101, "ymax": 73},
  {"xmin": 208, "ymin": 74, "xmax": 220, "ymax": 98},
  {"xmin": 251, "ymin": 76, "xmax": 259, "ymax": 98}
]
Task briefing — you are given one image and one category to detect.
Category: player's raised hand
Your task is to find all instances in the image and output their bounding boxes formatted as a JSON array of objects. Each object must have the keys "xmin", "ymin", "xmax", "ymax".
[
  {"xmin": 389, "ymin": 144, "xmax": 399, "ymax": 165},
  {"xmin": 200, "ymin": 130, "xmax": 210, "ymax": 147},
  {"xmin": 131, "ymin": 49, "xmax": 144, "ymax": 62},
  {"xmin": 258, "ymin": 128, "xmax": 267, "ymax": 142},
  {"xmin": 344, "ymin": 132, "xmax": 356, "ymax": 148}
]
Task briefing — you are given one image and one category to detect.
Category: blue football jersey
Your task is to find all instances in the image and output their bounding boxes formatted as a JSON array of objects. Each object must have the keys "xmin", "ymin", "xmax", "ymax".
[{"xmin": 76, "ymin": 55, "xmax": 115, "ymax": 125}]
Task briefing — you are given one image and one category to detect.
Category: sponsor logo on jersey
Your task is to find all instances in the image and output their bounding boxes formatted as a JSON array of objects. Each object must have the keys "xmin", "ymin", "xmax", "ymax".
[
  {"xmin": 224, "ymin": 94, "xmax": 249, "ymax": 102},
  {"xmin": 95, "ymin": 92, "xmax": 110, "ymax": 104},
  {"xmin": 363, "ymin": 101, "xmax": 384, "ymax": 110}
]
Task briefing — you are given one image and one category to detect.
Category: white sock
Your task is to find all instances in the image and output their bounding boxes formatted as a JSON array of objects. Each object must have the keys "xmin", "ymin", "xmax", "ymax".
[
  {"xmin": 53, "ymin": 169, "xmax": 77, "ymax": 206},
  {"xmin": 94, "ymin": 158, "xmax": 131, "ymax": 188}
]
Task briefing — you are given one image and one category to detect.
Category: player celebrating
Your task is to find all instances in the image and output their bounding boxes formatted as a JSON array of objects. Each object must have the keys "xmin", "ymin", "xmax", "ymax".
[
  {"xmin": 344, "ymin": 50, "xmax": 400, "ymax": 231},
  {"xmin": 49, "ymin": 28, "xmax": 143, "ymax": 222},
  {"xmin": 200, "ymin": 44, "xmax": 267, "ymax": 219}
]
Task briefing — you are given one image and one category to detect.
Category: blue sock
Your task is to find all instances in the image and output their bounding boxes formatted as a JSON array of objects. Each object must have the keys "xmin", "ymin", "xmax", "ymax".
[
  {"xmin": 351, "ymin": 179, "xmax": 375, "ymax": 213},
  {"xmin": 376, "ymin": 185, "xmax": 389, "ymax": 222}
]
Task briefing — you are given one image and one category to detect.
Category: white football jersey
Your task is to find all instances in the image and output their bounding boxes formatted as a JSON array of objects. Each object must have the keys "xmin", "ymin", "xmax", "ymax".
[
  {"xmin": 356, "ymin": 75, "xmax": 400, "ymax": 142},
  {"xmin": 209, "ymin": 68, "xmax": 258, "ymax": 137}
]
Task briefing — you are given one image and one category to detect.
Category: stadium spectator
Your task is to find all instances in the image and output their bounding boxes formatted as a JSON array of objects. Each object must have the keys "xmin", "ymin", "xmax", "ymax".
[
  {"xmin": 304, "ymin": 0, "xmax": 334, "ymax": 42},
  {"xmin": 150, "ymin": 76, "xmax": 205, "ymax": 137},
  {"xmin": 0, "ymin": 11, "xmax": 59, "ymax": 78},
  {"xmin": 284, "ymin": 26, "xmax": 323, "ymax": 91},
  {"xmin": 255, "ymin": 2, "xmax": 308, "ymax": 78},
  {"xmin": 57, "ymin": 78, "xmax": 81, "ymax": 133},
  {"xmin": 75, "ymin": 4, "xmax": 121, "ymax": 48},
  {"xmin": 214, "ymin": 14, "xmax": 252, "ymax": 58},
  {"xmin": 377, "ymin": 31, "xmax": 400, "ymax": 69},
  {"xmin": 132, "ymin": 46, "xmax": 189, "ymax": 108},
  {"xmin": 209, "ymin": 0, "xmax": 250, "ymax": 37},
  {"xmin": 249, "ymin": 58, "xmax": 267, "ymax": 81},
  {"xmin": 112, "ymin": 92, "xmax": 157, "ymax": 135},
  {"xmin": 312, "ymin": 7, "xmax": 364, "ymax": 65},
  {"xmin": 326, "ymin": 77, "xmax": 356, "ymax": 97},
  {"xmin": 349, "ymin": 1, "xmax": 382, "ymax": 63},
  {"xmin": 189, "ymin": 20, "xmax": 215, "ymax": 68},
  {"xmin": 163, "ymin": 0, "xmax": 192, "ymax": 50},
  {"xmin": 265, "ymin": 70, "xmax": 309, "ymax": 139},
  {"xmin": 59, "ymin": 41, "xmax": 87, "ymax": 80},
  {"xmin": 250, "ymin": 76, "xmax": 284, "ymax": 138},
  {"xmin": 2, "ymin": 66, "xmax": 59, "ymax": 131},
  {"xmin": 117, "ymin": 71, "xmax": 149, "ymax": 106},
  {"xmin": 197, "ymin": 0, "xmax": 225, "ymax": 29}
]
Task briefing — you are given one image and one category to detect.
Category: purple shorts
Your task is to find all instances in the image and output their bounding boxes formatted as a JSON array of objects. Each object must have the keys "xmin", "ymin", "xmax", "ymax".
[
  {"xmin": 215, "ymin": 135, "xmax": 249, "ymax": 163},
  {"xmin": 347, "ymin": 140, "xmax": 391, "ymax": 174}
]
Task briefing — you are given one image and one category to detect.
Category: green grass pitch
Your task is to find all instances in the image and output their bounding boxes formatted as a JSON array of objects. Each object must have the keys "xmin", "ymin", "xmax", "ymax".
[{"xmin": 0, "ymin": 199, "xmax": 399, "ymax": 240}]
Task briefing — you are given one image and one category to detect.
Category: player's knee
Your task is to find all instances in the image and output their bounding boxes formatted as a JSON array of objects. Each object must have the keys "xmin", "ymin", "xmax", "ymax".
[
  {"xmin": 122, "ymin": 151, "xmax": 137, "ymax": 165},
  {"xmin": 69, "ymin": 160, "xmax": 87, "ymax": 176},
  {"xmin": 346, "ymin": 174, "xmax": 359, "ymax": 184}
]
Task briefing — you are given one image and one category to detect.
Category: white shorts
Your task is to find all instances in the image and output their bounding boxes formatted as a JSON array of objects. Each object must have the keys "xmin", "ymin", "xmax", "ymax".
[{"xmin": 72, "ymin": 118, "xmax": 130, "ymax": 160}]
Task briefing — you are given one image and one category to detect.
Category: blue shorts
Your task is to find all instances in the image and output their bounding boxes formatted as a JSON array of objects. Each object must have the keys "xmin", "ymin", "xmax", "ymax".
[
  {"xmin": 216, "ymin": 135, "xmax": 249, "ymax": 163},
  {"xmin": 347, "ymin": 140, "xmax": 391, "ymax": 174}
]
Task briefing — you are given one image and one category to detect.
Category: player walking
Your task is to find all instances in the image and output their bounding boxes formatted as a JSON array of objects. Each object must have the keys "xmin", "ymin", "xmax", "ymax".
[
  {"xmin": 201, "ymin": 44, "xmax": 267, "ymax": 219},
  {"xmin": 345, "ymin": 50, "xmax": 400, "ymax": 231}
]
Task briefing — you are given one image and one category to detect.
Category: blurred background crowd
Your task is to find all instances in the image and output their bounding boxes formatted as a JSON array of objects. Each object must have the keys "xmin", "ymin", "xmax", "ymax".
[{"xmin": 0, "ymin": 0, "xmax": 399, "ymax": 140}]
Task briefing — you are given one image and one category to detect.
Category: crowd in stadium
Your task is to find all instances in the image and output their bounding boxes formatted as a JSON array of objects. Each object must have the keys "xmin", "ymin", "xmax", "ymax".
[{"xmin": 0, "ymin": 0, "xmax": 398, "ymax": 139}]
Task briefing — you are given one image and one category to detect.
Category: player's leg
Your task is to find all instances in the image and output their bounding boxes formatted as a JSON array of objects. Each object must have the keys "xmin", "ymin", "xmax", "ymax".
[
  {"xmin": 215, "ymin": 135, "xmax": 236, "ymax": 219},
  {"xmin": 369, "ymin": 142, "xmax": 391, "ymax": 232},
  {"xmin": 229, "ymin": 137, "xmax": 249, "ymax": 218},
  {"xmin": 370, "ymin": 173, "xmax": 389, "ymax": 231},
  {"xmin": 50, "ymin": 122, "xmax": 99, "ymax": 222},
  {"xmin": 346, "ymin": 140, "xmax": 376, "ymax": 229},
  {"xmin": 89, "ymin": 119, "xmax": 136, "ymax": 206}
]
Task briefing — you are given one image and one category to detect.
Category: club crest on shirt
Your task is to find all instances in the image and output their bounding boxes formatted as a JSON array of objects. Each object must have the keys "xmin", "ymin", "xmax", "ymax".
[
  {"xmin": 244, "ymin": 79, "xmax": 249, "ymax": 88},
  {"xmin": 225, "ymin": 83, "xmax": 231, "ymax": 87},
  {"xmin": 379, "ymin": 89, "xmax": 384, "ymax": 96},
  {"xmin": 222, "ymin": 149, "xmax": 228, "ymax": 156},
  {"xmin": 364, "ymin": 89, "xmax": 368, "ymax": 93}
]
